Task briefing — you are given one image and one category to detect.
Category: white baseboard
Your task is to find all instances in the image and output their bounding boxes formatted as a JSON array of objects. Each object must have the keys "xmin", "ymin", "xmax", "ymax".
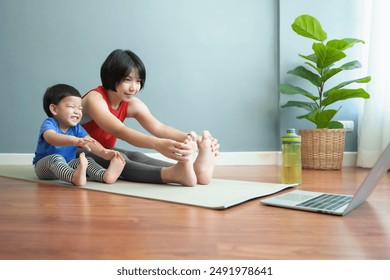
[
  {"xmin": 146, "ymin": 151, "xmax": 357, "ymax": 167},
  {"xmin": 0, "ymin": 153, "xmax": 35, "ymax": 165},
  {"xmin": 0, "ymin": 152, "xmax": 357, "ymax": 167}
]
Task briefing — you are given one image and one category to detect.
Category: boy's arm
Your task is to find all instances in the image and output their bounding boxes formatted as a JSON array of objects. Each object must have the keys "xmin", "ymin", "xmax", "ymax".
[
  {"xmin": 43, "ymin": 130, "xmax": 94, "ymax": 151},
  {"xmin": 83, "ymin": 136, "xmax": 118, "ymax": 161},
  {"xmin": 43, "ymin": 130, "xmax": 81, "ymax": 147},
  {"xmin": 43, "ymin": 130, "xmax": 120, "ymax": 160}
]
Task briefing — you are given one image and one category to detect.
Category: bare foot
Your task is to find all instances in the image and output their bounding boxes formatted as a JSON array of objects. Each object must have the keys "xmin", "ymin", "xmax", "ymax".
[
  {"xmin": 194, "ymin": 130, "xmax": 216, "ymax": 185},
  {"xmin": 103, "ymin": 154, "xmax": 126, "ymax": 184},
  {"xmin": 187, "ymin": 131, "xmax": 199, "ymax": 155},
  {"xmin": 72, "ymin": 152, "xmax": 88, "ymax": 186},
  {"xmin": 161, "ymin": 138, "xmax": 197, "ymax": 186},
  {"xmin": 161, "ymin": 160, "xmax": 197, "ymax": 187}
]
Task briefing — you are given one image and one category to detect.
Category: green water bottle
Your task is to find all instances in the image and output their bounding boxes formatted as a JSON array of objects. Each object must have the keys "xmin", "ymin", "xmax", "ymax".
[{"xmin": 281, "ymin": 128, "xmax": 302, "ymax": 185}]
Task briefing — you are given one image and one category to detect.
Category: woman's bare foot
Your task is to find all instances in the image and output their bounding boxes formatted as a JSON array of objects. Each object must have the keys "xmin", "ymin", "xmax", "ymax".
[
  {"xmin": 103, "ymin": 154, "xmax": 126, "ymax": 184},
  {"xmin": 72, "ymin": 152, "xmax": 88, "ymax": 186},
  {"xmin": 194, "ymin": 130, "xmax": 216, "ymax": 185},
  {"xmin": 186, "ymin": 131, "xmax": 199, "ymax": 155},
  {"xmin": 161, "ymin": 138, "xmax": 197, "ymax": 186},
  {"xmin": 163, "ymin": 161, "xmax": 197, "ymax": 186}
]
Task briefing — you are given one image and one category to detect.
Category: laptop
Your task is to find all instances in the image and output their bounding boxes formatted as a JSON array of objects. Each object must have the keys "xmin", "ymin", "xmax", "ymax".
[{"xmin": 261, "ymin": 142, "xmax": 390, "ymax": 216}]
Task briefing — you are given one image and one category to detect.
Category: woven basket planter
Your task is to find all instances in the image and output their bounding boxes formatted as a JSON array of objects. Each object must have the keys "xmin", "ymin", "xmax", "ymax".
[{"xmin": 299, "ymin": 129, "xmax": 346, "ymax": 170}]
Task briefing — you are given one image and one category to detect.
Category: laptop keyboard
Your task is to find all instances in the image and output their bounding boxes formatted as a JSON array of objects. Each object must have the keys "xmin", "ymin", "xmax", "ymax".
[{"xmin": 297, "ymin": 194, "xmax": 353, "ymax": 211}]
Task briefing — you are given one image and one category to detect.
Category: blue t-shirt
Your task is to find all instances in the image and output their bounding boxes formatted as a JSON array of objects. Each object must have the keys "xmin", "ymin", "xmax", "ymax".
[{"xmin": 33, "ymin": 117, "xmax": 88, "ymax": 164}]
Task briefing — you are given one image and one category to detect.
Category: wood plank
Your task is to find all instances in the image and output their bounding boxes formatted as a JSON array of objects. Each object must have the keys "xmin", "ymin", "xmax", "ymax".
[{"xmin": 0, "ymin": 166, "xmax": 389, "ymax": 260}]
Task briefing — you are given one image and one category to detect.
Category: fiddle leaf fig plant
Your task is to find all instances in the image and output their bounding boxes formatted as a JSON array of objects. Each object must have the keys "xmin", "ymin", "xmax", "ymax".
[{"xmin": 280, "ymin": 14, "xmax": 371, "ymax": 129}]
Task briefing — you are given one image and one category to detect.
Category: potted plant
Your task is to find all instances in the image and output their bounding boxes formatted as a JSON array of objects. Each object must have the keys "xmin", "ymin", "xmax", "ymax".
[{"xmin": 280, "ymin": 14, "xmax": 371, "ymax": 169}]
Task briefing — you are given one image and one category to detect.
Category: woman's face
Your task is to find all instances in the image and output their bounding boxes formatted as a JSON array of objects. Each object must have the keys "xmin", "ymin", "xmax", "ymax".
[{"xmin": 115, "ymin": 68, "xmax": 142, "ymax": 102}]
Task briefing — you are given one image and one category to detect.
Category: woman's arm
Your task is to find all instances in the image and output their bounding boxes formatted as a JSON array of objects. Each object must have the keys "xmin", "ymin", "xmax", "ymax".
[
  {"xmin": 131, "ymin": 97, "xmax": 220, "ymax": 154},
  {"xmin": 129, "ymin": 97, "xmax": 190, "ymax": 142},
  {"xmin": 82, "ymin": 91, "xmax": 192, "ymax": 161}
]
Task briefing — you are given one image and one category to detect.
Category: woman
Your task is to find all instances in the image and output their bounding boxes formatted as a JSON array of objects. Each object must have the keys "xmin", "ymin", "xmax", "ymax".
[{"xmin": 80, "ymin": 49, "xmax": 219, "ymax": 186}]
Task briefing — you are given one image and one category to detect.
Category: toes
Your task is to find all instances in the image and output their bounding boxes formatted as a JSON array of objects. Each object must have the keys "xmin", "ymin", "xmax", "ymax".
[
  {"xmin": 202, "ymin": 130, "xmax": 211, "ymax": 139},
  {"xmin": 190, "ymin": 131, "xmax": 198, "ymax": 141}
]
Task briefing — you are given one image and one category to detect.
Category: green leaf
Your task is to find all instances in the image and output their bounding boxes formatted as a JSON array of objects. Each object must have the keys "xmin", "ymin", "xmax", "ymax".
[
  {"xmin": 322, "ymin": 88, "xmax": 370, "ymax": 107},
  {"xmin": 281, "ymin": 100, "xmax": 319, "ymax": 112},
  {"xmin": 291, "ymin": 15, "xmax": 327, "ymax": 42},
  {"xmin": 287, "ymin": 66, "xmax": 321, "ymax": 87},
  {"xmin": 327, "ymin": 38, "xmax": 364, "ymax": 51},
  {"xmin": 324, "ymin": 76, "xmax": 371, "ymax": 94},
  {"xmin": 304, "ymin": 62, "xmax": 321, "ymax": 74},
  {"xmin": 313, "ymin": 43, "xmax": 346, "ymax": 68},
  {"xmin": 321, "ymin": 61, "xmax": 362, "ymax": 83},
  {"xmin": 327, "ymin": 121, "xmax": 344, "ymax": 129},
  {"xmin": 299, "ymin": 53, "xmax": 317, "ymax": 63},
  {"xmin": 322, "ymin": 64, "xmax": 334, "ymax": 74},
  {"xmin": 279, "ymin": 84, "xmax": 319, "ymax": 101},
  {"xmin": 341, "ymin": 38, "xmax": 365, "ymax": 50},
  {"xmin": 303, "ymin": 109, "xmax": 339, "ymax": 128},
  {"xmin": 339, "ymin": 60, "xmax": 361, "ymax": 70},
  {"xmin": 326, "ymin": 39, "xmax": 350, "ymax": 50},
  {"xmin": 321, "ymin": 68, "xmax": 343, "ymax": 83}
]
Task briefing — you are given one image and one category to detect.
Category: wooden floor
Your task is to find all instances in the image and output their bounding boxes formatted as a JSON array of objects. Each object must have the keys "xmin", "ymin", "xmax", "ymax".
[{"xmin": 0, "ymin": 165, "xmax": 389, "ymax": 260}]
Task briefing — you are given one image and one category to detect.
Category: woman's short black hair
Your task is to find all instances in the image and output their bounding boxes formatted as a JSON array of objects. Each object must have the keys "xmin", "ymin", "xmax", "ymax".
[
  {"xmin": 42, "ymin": 84, "xmax": 81, "ymax": 117},
  {"xmin": 100, "ymin": 49, "xmax": 146, "ymax": 91}
]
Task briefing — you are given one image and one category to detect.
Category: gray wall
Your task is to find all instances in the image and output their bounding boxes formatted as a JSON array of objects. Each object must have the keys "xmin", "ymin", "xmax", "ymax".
[{"xmin": 0, "ymin": 0, "xmax": 367, "ymax": 154}]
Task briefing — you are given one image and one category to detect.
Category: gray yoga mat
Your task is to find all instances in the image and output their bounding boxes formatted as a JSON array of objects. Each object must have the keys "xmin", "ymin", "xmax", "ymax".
[{"xmin": 0, "ymin": 165, "xmax": 295, "ymax": 209}]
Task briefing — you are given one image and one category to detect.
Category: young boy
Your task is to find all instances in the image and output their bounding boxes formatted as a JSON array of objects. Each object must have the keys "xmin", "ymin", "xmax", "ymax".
[{"xmin": 33, "ymin": 84, "xmax": 125, "ymax": 186}]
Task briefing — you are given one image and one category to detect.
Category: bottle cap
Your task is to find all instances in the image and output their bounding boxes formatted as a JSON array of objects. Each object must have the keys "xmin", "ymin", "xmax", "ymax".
[{"xmin": 282, "ymin": 128, "xmax": 301, "ymax": 143}]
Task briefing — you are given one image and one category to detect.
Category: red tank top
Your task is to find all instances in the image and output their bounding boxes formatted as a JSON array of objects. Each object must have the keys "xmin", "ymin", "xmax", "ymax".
[{"xmin": 82, "ymin": 86, "xmax": 129, "ymax": 148}]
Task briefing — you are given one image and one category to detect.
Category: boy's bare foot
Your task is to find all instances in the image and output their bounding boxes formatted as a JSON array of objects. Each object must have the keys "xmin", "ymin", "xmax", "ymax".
[
  {"xmin": 72, "ymin": 152, "xmax": 88, "ymax": 186},
  {"xmin": 194, "ymin": 130, "xmax": 216, "ymax": 185},
  {"xmin": 103, "ymin": 154, "xmax": 126, "ymax": 184}
]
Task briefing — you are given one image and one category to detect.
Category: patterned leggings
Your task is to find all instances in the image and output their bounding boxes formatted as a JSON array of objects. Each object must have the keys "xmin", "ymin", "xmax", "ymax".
[{"xmin": 34, "ymin": 154, "xmax": 106, "ymax": 184}]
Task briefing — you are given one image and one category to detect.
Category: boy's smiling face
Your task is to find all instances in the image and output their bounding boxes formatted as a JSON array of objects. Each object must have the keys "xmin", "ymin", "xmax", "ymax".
[{"xmin": 49, "ymin": 96, "xmax": 83, "ymax": 132}]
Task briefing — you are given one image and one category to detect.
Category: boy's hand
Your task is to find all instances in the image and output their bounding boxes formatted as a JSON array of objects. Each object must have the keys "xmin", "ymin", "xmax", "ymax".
[{"xmin": 74, "ymin": 136, "xmax": 96, "ymax": 151}]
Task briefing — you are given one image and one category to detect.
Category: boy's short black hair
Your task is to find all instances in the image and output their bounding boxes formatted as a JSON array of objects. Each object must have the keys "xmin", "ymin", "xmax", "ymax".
[
  {"xmin": 100, "ymin": 49, "xmax": 146, "ymax": 91},
  {"xmin": 43, "ymin": 84, "xmax": 81, "ymax": 117}
]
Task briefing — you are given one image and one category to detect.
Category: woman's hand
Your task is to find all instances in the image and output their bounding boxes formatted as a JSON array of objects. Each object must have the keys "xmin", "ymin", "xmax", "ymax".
[
  {"xmin": 154, "ymin": 138, "xmax": 194, "ymax": 162},
  {"xmin": 190, "ymin": 131, "xmax": 220, "ymax": 156},
  {"xmin": 210, "ymin": 135, "xmax": 220, "ymax": 156}
]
